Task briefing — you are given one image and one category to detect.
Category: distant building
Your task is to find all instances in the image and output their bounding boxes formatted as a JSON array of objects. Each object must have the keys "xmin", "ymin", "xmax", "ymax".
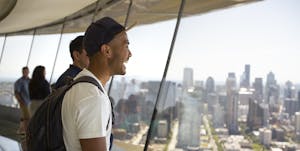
[
  {"xmin": 240, "ymin": 64, "xmax": 250, "ymax": 88},
  {"xmin": 271, "ymin": 127, "xmax": 284, "ymax": 142},
  {"xmin": 238, "ymin": 88, "xmax": 253, "ymax": 105},
  {"xmin": 238, "ymin": 105, "xmax": 249, "ymax": 122},
  {"xmin": 295, "ymin": 112, "xmax": 300, "ymax": 140},
  {"xmin": 206, "ymin": 76, "xmax": 215, "ymax": 93},
  {"xmin": 124, "ymin": 79, "xmax": 139, "ymax": 99},
  {"xmin": 259, "ymin": 128, "xmax": 272, "ymax": 146},
  {"xmin": 207, "ymin": 92, "xmax": 218, "ymax": 112},
  {"xmin": 146, "ymin": 81, "xmax": 177, "ymax": 110},
  {"xmin": 218, "ymin": 92, "xmax": 227, "ymax": 110},
  {"xmin": 252, "ymin": 78, "xmax": 264, "ymax": 103},
  {"xmin": 183, "ymin": 67, "xmax": 194, "ymax": 91},
  {"xmin": 213, "ymin": 103, "xmax": 225, "ymax": 128},
  {"xmin": 226, "ymin": 72, "xmax": 238, "ymax": 134},
  {"xmin": 284, "ymin": 98, "xmax": 299, "ymax": 116},
  {"xmin": 177, "ymin": 96, "xmax": 201, "ymax": 149},
  {"xmin": 157, "ymin": 120, "xmax": 168, "ymax": 138},
  {"xmin": 204, "ymin": 76, "xmax": 215, "ymax": 103},
  {"xmin": 247, "ymin": 99, "xmax": 269, "ymax": 130},
  {"xmin": 284, "ymin": 81, "xmax": 296, "ymax": 99},
  {"xmin": 265, "ymin": 72, "xmax": 280, "ymax": 104},
  {"xmin": 261, "ymin": 103, "xmax": 270, "ymax": 127}
]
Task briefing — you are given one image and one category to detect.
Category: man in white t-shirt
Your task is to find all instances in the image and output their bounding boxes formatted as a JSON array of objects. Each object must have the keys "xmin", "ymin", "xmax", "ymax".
[{"xmin": 62, "ymin": 17, "xmax": 132, "ymax": 151}]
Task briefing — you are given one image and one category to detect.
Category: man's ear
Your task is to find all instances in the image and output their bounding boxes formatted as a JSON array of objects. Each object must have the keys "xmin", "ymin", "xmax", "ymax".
[
  {"xmin": 100, "ymin": 44, "xmax": 112, "ymax": 58},
  {"xmin": 72, "ymin": 51, "xmax": 80, "ymax": 60}
]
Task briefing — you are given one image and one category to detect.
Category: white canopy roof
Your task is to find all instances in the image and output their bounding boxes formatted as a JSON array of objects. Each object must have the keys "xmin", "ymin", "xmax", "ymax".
[{"xmin": 0, "ymin": 0, "xmax": 259, "ymax": 35}]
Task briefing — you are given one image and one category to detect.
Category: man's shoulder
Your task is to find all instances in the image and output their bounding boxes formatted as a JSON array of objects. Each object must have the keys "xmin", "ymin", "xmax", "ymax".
[
  {"xmin": 65, "ymin": 65, "xmax": 82, "ymax": 76},
  {"xmin": 15, "ymin": 77, "xmax": 29, "ymax": 84},
  {"xmin": 55, "ymin": 66, "xmax": 82, "ymax": 89},
  {"xmin": 59, "ymin": 67, "xmax": 79, "ymax": 80},
  {"xmin": 15, "ymin": 78, "xmax": 21, "ymax": 83}
]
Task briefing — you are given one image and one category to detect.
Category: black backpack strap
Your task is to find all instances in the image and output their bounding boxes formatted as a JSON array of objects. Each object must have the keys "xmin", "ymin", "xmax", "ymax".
[{"xmin": 70, "ymin": 76, "xmax": 104, "ymax": 93}]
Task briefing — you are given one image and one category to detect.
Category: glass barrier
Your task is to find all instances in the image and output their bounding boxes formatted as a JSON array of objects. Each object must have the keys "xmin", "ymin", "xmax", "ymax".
[
  {"xmin": 50, "ymin": 32, "xmax": 84, "ymax": 84},
  {"xmin": 0, "ymin": 31, "xmax": 35, "ymax": 107},
  {"xmin": 0, "ymin": 31, "xmax": 34, "ymax": 81},
  {"xmin": 0, "ymin": 0, "xmax": 299, "ymax": 150},
  {"xmin": 159, "ymin": 0, "xmax": 300, "ymax": 150},
  {"xmin": 105, "ymin": 1, "xmax": 179, "ymax": 151},
  {"xmin": 28, "ymin": 25, "xmax": 64, "ymax": 82}
]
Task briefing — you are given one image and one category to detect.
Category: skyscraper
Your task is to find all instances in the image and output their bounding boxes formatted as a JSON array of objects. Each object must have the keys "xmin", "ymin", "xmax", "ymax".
[
  {"xmin": 205, "ymin": 76, "xmax": 215, "ymax": 93},
  {"xmin": 177, "ymin": 96, "xmax": 201, "ymax": 148},
  {"xmin": 183, "ymin": 67, "xmax": 194, "ymax": 91},
  {"xmin": 247, "ymin": 99, "xmax": 269, "ymax": 130},
  {"xmin": 226, "ymin": 72, "xmax": 238, "ymax": 134},
  {"xmin": 205, "ymin": 76, "xmax": 215, "ymax": 104},
  {"xmin": 240, "ymin": 64, "xmax": 250, "ymax": 88},
  {"xmin": 259, "ymin": 128, "xmax": 272, "ymax": 146},
  {"xmin": 284, "ymin": 98, "xmax": 298, "ymax": 116},
  {"xmin": 284, "ymin": 81, "xmax": 296, "ymax": 99},
  {"xmin": 253, "ymin": 78, "xmax": 263, "ymax": 103},
  {"xmin": 265, "ymin": 72, "xmax": 280, "ymax": 104}
]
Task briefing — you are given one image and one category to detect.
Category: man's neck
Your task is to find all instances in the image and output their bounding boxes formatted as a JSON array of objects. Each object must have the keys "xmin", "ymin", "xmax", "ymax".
[
  {"xmin": 88, "ymin": 66, "xmax": 110, "ymax": 86},
  {"xmin": 22, "ymin": 76, "xmax": 28, "ymax": 79},
  {"xmin": 72, "ymin": 63, "xmax": 82, "ymax": 69}
]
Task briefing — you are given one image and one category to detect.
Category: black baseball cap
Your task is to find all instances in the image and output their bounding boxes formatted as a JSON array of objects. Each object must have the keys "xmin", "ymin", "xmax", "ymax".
[{"xmin": 83, "ymin": 17, "xmax": 125, "ymax": 57}]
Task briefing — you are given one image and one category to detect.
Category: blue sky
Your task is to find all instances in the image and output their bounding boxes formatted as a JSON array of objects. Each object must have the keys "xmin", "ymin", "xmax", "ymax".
[{"xmin": 0, "ymin": 0, "xmax": 299, "ymax": 85}]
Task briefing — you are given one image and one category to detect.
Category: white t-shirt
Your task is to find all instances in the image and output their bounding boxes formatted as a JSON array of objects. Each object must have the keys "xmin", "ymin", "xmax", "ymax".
[{"xmin": 62, "ymin": 69, "xmax": 112, "ymax": 151}]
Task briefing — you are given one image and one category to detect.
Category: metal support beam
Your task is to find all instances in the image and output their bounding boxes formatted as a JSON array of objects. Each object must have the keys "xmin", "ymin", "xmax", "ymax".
[
  {"xmin": 0, "ymin": 34, "xmax": 7, "ymax": 64},
  {"xmin": 92, "ymin": 0, "xmax": 102, "ymax": 22},
  {"xmin": 26, "ymin": 29, "xmax": 36, "ymax": 67},
  {"xmin": 143, "ymin": 0, "xmax": 186, "ymax": 150},
  {"xmin": 49, "ymin": 20, "xmax": 66, "ymax": 84}
]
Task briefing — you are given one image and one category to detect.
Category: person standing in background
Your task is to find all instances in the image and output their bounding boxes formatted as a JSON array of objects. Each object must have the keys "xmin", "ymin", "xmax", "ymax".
[
  {"xmin": 29, "ymin": 65, "xmax": 50, "ymax": 116},
  {"xmin": 54, "ymin": 35, "xmax": 90, "ymax": 89},
  {"xmin": 14, "ymin": 66, "xmax": 31, "ymax": 134}
]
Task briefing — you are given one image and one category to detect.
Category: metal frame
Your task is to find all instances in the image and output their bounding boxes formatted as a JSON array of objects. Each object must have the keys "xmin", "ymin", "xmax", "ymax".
[
  {"xmin": 0, "ymin": 34, "xmax": 7, "ymax": 64},
  {"xmin": 26, "ymin": 29, "xmax": 37, "ymax": 67},
  {"xmin": 143, "ymin": 0, "xmax": 186, "ymax": 150},
  {"xmin": 49, "ymin": 19, "xmax": 66, "ymax": 83}
]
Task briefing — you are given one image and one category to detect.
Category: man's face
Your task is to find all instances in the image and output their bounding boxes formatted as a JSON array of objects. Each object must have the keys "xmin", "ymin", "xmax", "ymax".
[
  {"xmin": 108, "ymin": 31, "xmax": 132, "ymax": 75},
  {"xmin": 78, "ymin": 49, "xmax": 90, "ymax": 68},
  {"xmin": 22, "ymin": 68, "xmax": 29, "ymax": 77}
]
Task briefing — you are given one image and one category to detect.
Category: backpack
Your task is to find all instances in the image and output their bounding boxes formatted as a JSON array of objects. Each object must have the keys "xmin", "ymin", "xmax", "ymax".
[{"xmin": 26, "ymin": 76, "xmax": 106, "ymax": 151}]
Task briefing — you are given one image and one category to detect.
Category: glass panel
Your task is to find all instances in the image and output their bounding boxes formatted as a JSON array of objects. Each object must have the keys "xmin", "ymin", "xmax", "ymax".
[
  {"xmin": 0, "ymin": 31, "xmax": 34, "ymax": 107},
  {"xmin": 163, "ymin": 0, "xmax": 300, "ymax": 150},
  {"xmin": 28, "ymin": 25, "xmax": 64, "ymax": 82},
  {"xmin": 50, "ymin": 32, "xmax": 84, "ymax": 84},
  {"xmin": 106, "ymin": 1, "xmax": 179, "ymax": 151}
]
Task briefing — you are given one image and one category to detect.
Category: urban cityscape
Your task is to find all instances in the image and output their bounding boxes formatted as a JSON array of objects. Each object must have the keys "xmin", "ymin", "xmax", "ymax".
[
  {"xmin": 1, "ymin": 64, "xmax": 300, "ymax": 151},
  {"xmin": 111, "ymin": 64, "xmax": 300, "ymax": 150}
]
